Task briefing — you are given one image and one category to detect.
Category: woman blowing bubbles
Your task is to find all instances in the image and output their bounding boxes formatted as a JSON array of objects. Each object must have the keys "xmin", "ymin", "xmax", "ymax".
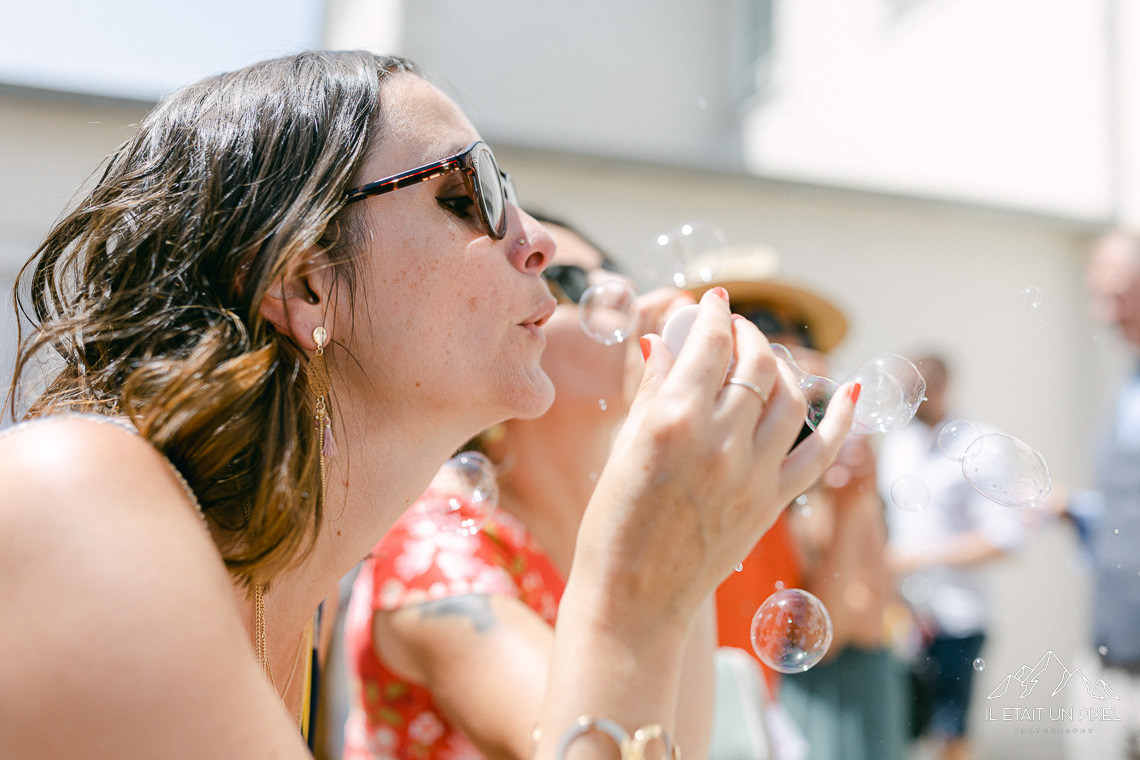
[{"xmin": 0, "ymin": 51, "xmax": 858, "ymax": 759}]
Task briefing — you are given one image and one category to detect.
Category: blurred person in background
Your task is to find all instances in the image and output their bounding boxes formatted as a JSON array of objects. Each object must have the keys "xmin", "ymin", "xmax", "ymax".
[
  {"xmin": 341, "ymin": 217, "xmax": 716, "ymax": 760},
  {"xmin": 690, "ymin": 247, "xmax": 905, "ymax": 760},
  {"xmin": 1060, "ymin": 229, "xmax": 1140, "ymax": 760},
  {"xmin": 876, "ymin": 355, "xmax": 1025, "ymax": 760}
]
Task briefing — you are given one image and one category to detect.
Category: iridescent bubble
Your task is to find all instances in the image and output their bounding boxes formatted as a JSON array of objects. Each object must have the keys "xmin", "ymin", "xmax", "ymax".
[
  {"xmin": 1099, "ymin": 645, "xmax": 1109, "ymax": 656},
  {"xmin": 961, "ymin": 433, "xmax": 1052, "ymax": 508},
  {"xmin": 938, "ymin": 420, "xmax": 982, "ymax": 461},
  {"xmin": 844, "ymin": 354, "xmax": 926, "ymax": 435},
  {"xmin": 1022, "ymin": 287, "xmax": 1042, "ymax": 309},
  {"xmin": 422, "ymin": 451, "xmax": 499, "ymax": 535},
  {"xmin": 598, "ymin": 399, "xmax": 608, "ymax": 411},
  {"xmin": 631, "ymin": 221, "xmax": 727, "ymax": 292},
  {"xmin": 750, "ymin": 589, "xmax": 834, "ymax": 674},
  {"xmin": 796, "ymin": 494, "xmax": 809, "ymax": 505},
  {"xmin": 579, "ymin": 280, "xmax": 638, "ymax": 345},
  {"xmin": 735, "ymin": 563, "xmax": 744, "ymax": 573},
  {"xmin": 772, "ymin": 343, "xmax": 838, "ymax": 431},
  {"xmin": 891, "ymin": 476, "xmax": 930, "ymax": 512},
  {"xmin": 973, "ymin": 658, "xmax": 985, "ymax": 672}
]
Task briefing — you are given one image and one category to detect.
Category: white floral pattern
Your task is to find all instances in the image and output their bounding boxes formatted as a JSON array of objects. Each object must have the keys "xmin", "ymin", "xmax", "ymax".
[{"xmin": 344, "ymin": 489, "xmax": 565, "ymax": 760}]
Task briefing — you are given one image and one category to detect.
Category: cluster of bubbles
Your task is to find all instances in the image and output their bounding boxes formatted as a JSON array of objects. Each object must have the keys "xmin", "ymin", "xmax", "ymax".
[
  {"xmin": 750, "ymin": 588, "xmax": 834, "ymax": 673},
  {"xmin": 888, "ymin": 419, "xmax": 1052, "ymax": 512},
  {"xmin": 420, "ymin": 451, "xmax": 499, "ymax": 535},
  {"xmin": 571, "ymin": 220, "xmax": 1055, "ymax": 675}
]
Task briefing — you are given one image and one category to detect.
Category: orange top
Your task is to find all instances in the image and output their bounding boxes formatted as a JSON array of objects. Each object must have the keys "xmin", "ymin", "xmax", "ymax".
[{"xmin": 715, "ymin": 509, "xmax": 801, "ymax": 694}]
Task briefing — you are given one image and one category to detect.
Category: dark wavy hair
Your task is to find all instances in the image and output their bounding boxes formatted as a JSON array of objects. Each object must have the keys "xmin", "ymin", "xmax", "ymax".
[{"xmin": 8, "ymin": 50, "xmax": 418, "ymax": 588}]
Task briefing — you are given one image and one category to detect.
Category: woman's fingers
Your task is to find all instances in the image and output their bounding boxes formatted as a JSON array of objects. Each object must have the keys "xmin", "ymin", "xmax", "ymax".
[
  {"xmin": 780, "ymin": 381, "xmax": 860, "ymax": 496},
  {"xmin": 714, "ymin": 315, "xmax": 779, "ymax": 429}
]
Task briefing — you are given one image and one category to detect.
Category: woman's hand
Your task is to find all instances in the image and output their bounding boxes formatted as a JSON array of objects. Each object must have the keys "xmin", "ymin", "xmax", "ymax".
[{"xmin": 573, "ymin": 287, "xmax": 859, "ymax": 633}]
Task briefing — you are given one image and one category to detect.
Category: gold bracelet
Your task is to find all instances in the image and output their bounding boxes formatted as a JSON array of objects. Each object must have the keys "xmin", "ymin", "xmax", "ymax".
[{"xmin": 552, "ymin": 717, "xmax": 680, "ymax": 760}]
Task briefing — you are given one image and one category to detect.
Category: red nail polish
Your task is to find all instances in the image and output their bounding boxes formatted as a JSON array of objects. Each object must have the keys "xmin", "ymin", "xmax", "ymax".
[
  {"xmin": 711, "ymin": 286, "xmax": 730, "ymax": 302},
  {"xmin": 849, "ymin": 383, "xmax": 862, "ymax": 403},
  {"xmin": 640, "ymin": 336, "xmax": 651, "ymax": 361}
]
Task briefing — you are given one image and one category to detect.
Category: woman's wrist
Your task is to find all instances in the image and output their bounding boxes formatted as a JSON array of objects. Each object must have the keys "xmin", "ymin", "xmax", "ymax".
[{"xmin": 537, "ymin": 578, "xmax": 691, "ymax": 759}]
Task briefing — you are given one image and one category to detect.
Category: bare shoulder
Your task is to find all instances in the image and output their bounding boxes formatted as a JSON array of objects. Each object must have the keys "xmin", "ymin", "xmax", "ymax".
[
  {"xmin": 0, "ymin": 417, "xmax": 204, "ymax": 528},
  {"xmin": 0, "ymin": 417, "xmax": 305, "ymax": 759}
]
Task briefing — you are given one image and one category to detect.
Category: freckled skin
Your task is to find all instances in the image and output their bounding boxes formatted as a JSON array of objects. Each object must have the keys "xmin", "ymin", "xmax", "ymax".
[{"xmin": 326, "ymin": 72, "xmax": 557, "ymax": 448}]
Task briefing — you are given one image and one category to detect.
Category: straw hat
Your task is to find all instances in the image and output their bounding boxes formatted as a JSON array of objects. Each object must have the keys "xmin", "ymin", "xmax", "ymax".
[{"xmin": 685, "ymin": 245, "xmax": 849, "ymax": 352}]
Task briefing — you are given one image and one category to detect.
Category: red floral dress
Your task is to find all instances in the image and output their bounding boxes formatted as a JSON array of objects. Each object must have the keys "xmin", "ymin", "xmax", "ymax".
[{"xmin": 344, "ymin": 490, "xmax": 565, "ymax": 760}]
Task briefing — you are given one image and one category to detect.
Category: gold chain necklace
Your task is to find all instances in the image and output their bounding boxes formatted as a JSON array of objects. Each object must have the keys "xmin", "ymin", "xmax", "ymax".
[{"xmin": 254, "ymin": 583, "xmax": 308, "ymax": 733}]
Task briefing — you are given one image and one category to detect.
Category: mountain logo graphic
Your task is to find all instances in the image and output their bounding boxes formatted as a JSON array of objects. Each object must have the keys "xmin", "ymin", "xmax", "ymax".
[{"xmin": 987, "ymin": 651, "xmax": 1120, "ymax": 701}]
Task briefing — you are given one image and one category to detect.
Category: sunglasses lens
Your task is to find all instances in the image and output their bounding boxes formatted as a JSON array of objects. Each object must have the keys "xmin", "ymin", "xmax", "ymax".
[
  {"xmin": 544, "ymin": 265, "xmax": 590, "ymax": 304},
  {"xmin": 473, "ymin": 146, "xmax": 506, "ymax": 238}
]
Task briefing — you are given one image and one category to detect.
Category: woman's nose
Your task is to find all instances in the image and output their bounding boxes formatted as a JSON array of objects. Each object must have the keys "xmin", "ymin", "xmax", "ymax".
[{"xmin": 507, "ymin": 208, "xmax": 555, "ymax": 274}]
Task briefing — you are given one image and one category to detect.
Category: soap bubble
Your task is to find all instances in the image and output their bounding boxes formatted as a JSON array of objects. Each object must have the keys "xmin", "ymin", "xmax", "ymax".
[
  {"xmin": 598, "ymin": 399, "xmax": 608, "ymax": 411},
  {"xmin": 422, "ymin": 452, "xmax": 499, "ymax": 535},
  {"xmin": 750, "ymin": 589, "xmax": 834, "ymax": 674},
  {"xmin": 961, "ymin": 433, "xmax": 1052, "ymax": 508},
  {"xmin": 891, "ymin": 476, "xmax": 930, "ymax": 512},
  {"xmin": 772, "ymin": 343, "xmax": 838, "ymax": 430},
  {"xmin": 631, "ymin": 221, "xmax": 727, "ymax": 292},
  {"xmin": 1099, "ymin": 645, "xmax": 1108, "ymax": 656},
  {"xmin": 938, "ymin": 420, "xmax": 982, "ymax": 461},
  {"xmin": 579, "ymin": 280, "xmax": 638, "ymax": 345},
  {"xmin": 973, "ymin": 658, "xmax": 985, "ymax": 672},
  {"xmin": 845, "ymin": 354, "xmax": 925, "ymax": 435},
  {"xmin": 735, "ymin": 563, "xmax": 744, "ymax": 573},
  {"xmin": 1022, "ymin": 287, "xmax": 1042, "ymax": 309}
]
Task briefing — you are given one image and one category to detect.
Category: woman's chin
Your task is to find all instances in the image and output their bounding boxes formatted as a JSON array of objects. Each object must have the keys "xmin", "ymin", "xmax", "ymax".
[{"xmin": 504, "ymin": 370, "xmax": 556, "ymax": 422}]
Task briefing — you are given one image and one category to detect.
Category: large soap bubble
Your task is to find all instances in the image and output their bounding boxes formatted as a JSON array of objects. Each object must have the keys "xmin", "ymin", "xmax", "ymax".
[
  {"xmin": 631, "ymin": 221, "xmax": 727, "ymax": 292},
  {"xmin": 750, "ymin": 588, "xmax": 834, "ymax": 674},
  {"xmin": 422, "ymin": 451, "xmax": 500, "ymax": 534},
  {"xmin": 579, "ymin": 279, "xmax": 639, "ymax": 345},
  {"xmin": 960, "ymin": 433, "xmax": 1051, "ymax": 508},
  {"xmin": 845, "ymin": 354, "xmax": 926, "ymax": 435}
]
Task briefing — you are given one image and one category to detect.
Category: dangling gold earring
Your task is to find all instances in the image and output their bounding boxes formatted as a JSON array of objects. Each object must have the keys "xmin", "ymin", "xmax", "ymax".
[{"xmin": 308, "ymin": 326, "xmax": 335, "ymax": 506}]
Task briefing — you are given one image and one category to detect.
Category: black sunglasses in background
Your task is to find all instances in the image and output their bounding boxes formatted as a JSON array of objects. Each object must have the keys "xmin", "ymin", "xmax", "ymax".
[
  {"xmin": 736, "ymin": 305, "xmax": 815, "ymax": 351},
  {"xmin": 343, "ymin": 140, "xmax": 517, "ymax": 240},
  {"xmin": 542, "ymin": 260, "xmax": 627, "ymax": 305},
  {"xmin": 542, "ymin": 265, "xmax": 591, "ymax": 304}
]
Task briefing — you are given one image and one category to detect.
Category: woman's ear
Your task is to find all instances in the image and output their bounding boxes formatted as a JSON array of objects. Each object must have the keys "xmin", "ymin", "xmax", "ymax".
[{"xmin": 258, "ymin": 252, "xmax": 337, "ymax": 351}]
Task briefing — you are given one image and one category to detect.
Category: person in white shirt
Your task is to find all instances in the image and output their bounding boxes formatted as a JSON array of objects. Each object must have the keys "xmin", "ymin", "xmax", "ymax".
[{"xmin": 876, "ymin": 355, "xmax": 1024, "ymax": 760}]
